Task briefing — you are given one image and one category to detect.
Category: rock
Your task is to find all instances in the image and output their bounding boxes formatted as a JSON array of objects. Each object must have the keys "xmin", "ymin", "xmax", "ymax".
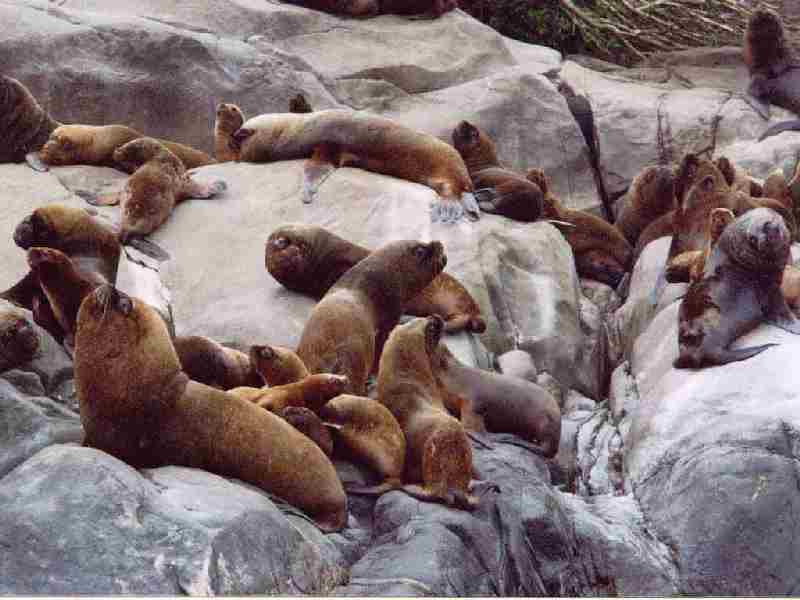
[
  {"xmin": 495, "ymin": 349, "xmax": 537, "ymax": 381},
  {"xmin": 536, "ymin": 371, "xmax": 564, "ymax": 408},
  {"xmin": 440, "ymin": 330, "xmax": 492, "ymax": 371},
  {"xmin": 563, "ymin": 389, "xmax": 596, "ymax": 415},
  {"xmin": 608, "ymin": 360, "xmax": 639, "ymax": 428},
  {"xmin": 580, "ymin": 279, "xmax": 622, "ymax": 320},
  {"xmin": 575, "ymin": 407, "xmax": 619, "ymax": 497}
]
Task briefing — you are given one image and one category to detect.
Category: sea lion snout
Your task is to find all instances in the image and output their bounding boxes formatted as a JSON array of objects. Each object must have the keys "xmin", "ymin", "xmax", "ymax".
[{"xmin": 13, "ymin": 216, "xmax": 37, "ymax": 249}]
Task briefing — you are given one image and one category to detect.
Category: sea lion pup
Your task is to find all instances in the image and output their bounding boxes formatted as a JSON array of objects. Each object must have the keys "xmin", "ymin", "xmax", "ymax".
[
  {"xmin": 265, "ymin": 224, "xmax": 485, "ymax": 333},
  {"xmin": 173, "ymin": 335, "xmax": 262, "ymax": 390},
  {"xmin": 75, "ymin": 285, "xmax": 347, "ymax": 532},
  {"xmin": 83, "ymin": 137, "xmax": 227, "ymax": 242},
  {"xmin": 450, "ymin": 120, "xmax": 544, "ymax": 222},
  {"xmin": 430, "ymin": 344, "xmax": 561, "ymax": 458},
  {"xmin": 228, "ymin": 373, "xmax": 349, "ymax": 413},
  {"xmin": 297, "ymin": 239, "xmax": 447, "ymax": 396},
  {"xmin": 278, "ymin": 406, "xmax": 334, "ymax": 457},
  {"xmin": 231, "ymin": 110, "xmax": 479, "ymax": 223},
  {"xmin": 615, "ymin": 165, "xmax": 676, "ymax": 247},
  {"xmin": 214, "ymin": 103, "xmax": 245, "ymax": 162},
  {"xmin": 0, "ymin": 311, "xmax": 39, "ymax": 373},
  {"xmin": 374, "ymin": 315, "xmax": 479, "ymax": 509},
  {"xmin": 250, "ymin": 344, "xmax": 310, "ymax": 386},
  {"xmin": 28, "ymin": 124, "xmax": 215, "ymax": 172},
  {"xmin": 0, "ymin": 75, "xmax": 60, "ymax": 167},
  {"xmin": 525, "ymin": 168, "xmax": 633, "ymax": 288},
  {"xmin": 674, "ymin": 208, "xmax": 800, "ymax": 369}
]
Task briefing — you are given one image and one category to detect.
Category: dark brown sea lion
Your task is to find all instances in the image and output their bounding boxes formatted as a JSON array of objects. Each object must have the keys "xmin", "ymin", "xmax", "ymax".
[
  {"xmin": 75, "ymin": 284, "xmax": 347, "ymax": 532},
  {"xmin": 214, "ymin": 103, "xmax": 246, "ymax": 163},
  {"xmin": 28, "ymin": 124, "xmax": 215, "ymax": 172},
  {"xmin": 0, "ymin": 311, "xmax": 39, "ymax": 373},
  {"xmin": 265, "ymin": 224, "xmax": 485, "ymax": 333},
  {"xmin": 250, "ymin": 344, "xmax": 310, "ymax": 387},
  {"xmin": 0, "ymin": 75, "xmax": 60, "ymax": 166},
  {"xmin": 526, "ymin": 168, "xmax": 633, "ymax": 288},
  {"xmin": 231, "ymin": 110, "xmax": 479, "ymax": 223},
  {"xmin": 296, "ymin": 239, "xmax": 446, "ymax": 395},
  {"xmin": 674, "ymin": 208, "xmax": 800, "ymax": 369},
  {"xmin": 173, "ymin": 335, "xmax": 262, "ymax": 390},
  {"xmin": 615, "ymin": 165, "xmax": 676, "ymax": 247},
  {"xmin": 431, "ymin": 344, "xmax": 561, "ymax": 457}
]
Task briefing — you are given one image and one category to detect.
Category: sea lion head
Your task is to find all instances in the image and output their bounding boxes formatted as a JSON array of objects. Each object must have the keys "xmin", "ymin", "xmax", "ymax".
[
  {"xmin": 0, "ymin": 311, "xmax": 39, "ymax": 370},
  {"xmin": 724, "ymin": 207, "xmax": 790, "ymax": 270},
  {"xmin": 368, "ymin": 240, "xmax": 446, "ymax": 301},
  {"xmin": 14, "ymin": 210, "xmax": 55, "ymax": 249},
  {"xmin": 451, "ymin": 121, "xmax": 497, "ymax": 169},
  {"xmin": 265, "ymin": 223, "xmax": 346, "ymax": 295},
  {"xmin": 744, "ymin": 8, "xmax": 790, "ymax": 75},
  {"xmin": 113, "ymin": 137, "xmax": 173, "ymax": 173},
  {"xmin": 249, "ymin": 343, "xmax": 307, "ymax": 386},
  {"xmin": 215, "ymin": 103, "xmax": 245, "ymax": 133},
  {"xmin": 38, "ymin": 125, "xmax": 92, "ymax": 166}
]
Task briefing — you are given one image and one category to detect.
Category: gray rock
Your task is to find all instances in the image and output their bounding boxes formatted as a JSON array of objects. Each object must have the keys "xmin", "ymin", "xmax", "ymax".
[
  {"xmin": 608, "ymin": 360, "xmax": 639, "ymax": 428},
  {"xmin": 563, "ymin": 389, "xmax": 596, "ymax": 415},
  {"xmin": 580, "ymin": 279, "xmax": 622, "ymax": 320},
  {"xmin": 495, "ymin": 349, "xmax": 537, "ymax": 382}
]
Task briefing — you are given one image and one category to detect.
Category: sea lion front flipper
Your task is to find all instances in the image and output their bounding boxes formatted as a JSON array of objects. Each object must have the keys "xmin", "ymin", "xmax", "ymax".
[
  {"xmin": 182, "ymin": 177, "xmax": 227, "ymax": 199},
  {"xmin": 758, "ymin": 119, "xmax": 800, "ymax": 142},
  {"xmin": 744, "ymin": 93, "xmax": 772, "ymax": 120},
  {"xmin": 24, "ymin": 152, "xmax": 49, "ymax": 172},
  {"xmin": 763, "ymin": 286, "xmax": 800, "ymax": 334},
  {"xmin": 0, "ymin": 270, "xmax": 40, "ymax": 309},
  {"xmin": 75, "ymin": 190, "xmax": 121, "ymax": 207},
  {"xmin": 123, "ymin": 238, "xmax": 171, "ymax": 262},
  {"xmin": 302, "ymin": 144, "xmax": 338, "ymax": 204}
]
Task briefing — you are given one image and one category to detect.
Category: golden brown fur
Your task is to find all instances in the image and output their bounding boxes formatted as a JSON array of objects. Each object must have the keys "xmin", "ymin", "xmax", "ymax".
[
  {"xmin": 229, "ymin": 373, "xmax": 349, "ymax": 413},
  {"xmin": 173, "ymin": 335, "xmax": 261, "ymax": 390},
  {"xmin": 526, "ymin": 168, "xmax": 633, "ymax": 288},
  {"xmin": 75, "ymin": 285, "xmax": 347, "ymax": 532},
  {"xmin": 214, "ymin": 103, "xmax": 245, "ymax": 162},
  {"xmin": 0, "ymin": 75, "xmax": 60, "ymax": 163},
  {"xmin": 278, "ymin": 406, "xmax": 334, "ymax": 457},
  {"xmin": 296, "ymin": 239, "xmax": 446, "ymax": 395},
  {"xmin": 266, "ymin": 224, "xmax": 485, "ymax": 333},
  {"xmin": 0, "ymin": 311, "xmax": 39, "ymax": 373},
  {"xmin": 250, "ymin": 344, "xmax": 310, "ymax": 386},
  {"xmin": 615, "ymin": 165, "xmax": 675, "ymax": 247}
]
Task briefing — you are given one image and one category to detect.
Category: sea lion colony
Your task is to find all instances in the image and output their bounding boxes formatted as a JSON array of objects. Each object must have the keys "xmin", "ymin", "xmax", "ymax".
[{"xmin": 2, "ymin": 6, "xmax": 800, "ymax": 531}]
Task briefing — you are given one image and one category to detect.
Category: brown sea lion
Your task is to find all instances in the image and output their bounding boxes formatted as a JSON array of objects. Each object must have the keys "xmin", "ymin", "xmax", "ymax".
[
  {"xmin": 278, "ymin": 406, "xmax": 335, "ymax": 457},
  {"xmin": 450, "ymin": 120, "xmax": 544, "ymax": 222},
  {"xmin": 430, "ymin": 344, "xmax": 561, "ymax": 458},
  {"xmin": 250, "ymin": 344, "xmax": 310, "ymax": 387},
  {"xmin": 83, "ymin": 137, "xmax": 226, "ymax": 243},
  {"xmin": 615, "ymin": 165, "xmax": 676, "ymax": 247},
  {"xmin": 229, "ymin": 373, "xmax": 349, "ymax": 413},
  {"xmin": 265, "ymin": 224, "xmax": 485, "ymax": 333},
  {"xmin": 0, "ymin": 205, "xmax": 121, "ymax": 342},
  {"xmin": 674, "ymin": 208, "xmax": 800, "ymax": 369},
  {"xmin": 173, "ymin": 335, "xmax": 262, "ymax": 390},
  {"xmin": 231, "ymin": 110, "xmax": 479, "ymax": 223},
  {"xmin": 214, "ymin": 103, "xmax": 246, "ymax": 162},
  {"xmin": 0, "ymin": 311, "xmax": 39, "ymax": 373},
  {"xmin": 75, "ymin": 284, "xmax": 347, "ymax": 532},
  {"xmin": 281, "ymin": 0, "xmax": 379, "ymax": 17},
  {"xmin": 379, "ymin": 0, "xmax": 458, "ymax": 17},
  {"xmin": 0, "ymin": 75, "xmax": 60, "ymax": 166},
  {"xmin": 375, "ymin": 316, "xmax": 478, "ymax": 509},
  {"xmin": 526, "ymin": 168, "xmax": 633, "ymax": 288},
  {"xmin": 297, "ymin": 239, "xmax": 446, "ymax": 395},
  {"xmin": 715, "ymin": 156, "xmax": 762, "ymax": 197},
  {"xmin": 28, "ymin": 124, "xmax": 215, "ymax": 172},
  {"xmin": 634, "ymin": 211, "xmax": 675, "ymax": 259},
  {"xmin": 742, "ymin": 8, "xmax": 800, "ymax": 138}
]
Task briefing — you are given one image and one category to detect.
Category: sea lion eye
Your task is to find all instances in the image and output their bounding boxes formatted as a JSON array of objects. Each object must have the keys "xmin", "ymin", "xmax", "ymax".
[
  {"xmin": 414, "ymin": 245, "xmax": 428, "ymax": 260},
  {"xmin": 272, "ymin": 237, "xmax": 290, "ymax": 250}
]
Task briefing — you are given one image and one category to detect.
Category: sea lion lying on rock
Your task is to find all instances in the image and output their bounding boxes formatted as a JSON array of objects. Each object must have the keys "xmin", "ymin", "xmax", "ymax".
[
  {"xmin": 266, "ymin": 224, "xmax": 485, "ymax": 333},
  {"xmin": 0, "ymin": 75, "xmax": 60, "ymax": 165}
]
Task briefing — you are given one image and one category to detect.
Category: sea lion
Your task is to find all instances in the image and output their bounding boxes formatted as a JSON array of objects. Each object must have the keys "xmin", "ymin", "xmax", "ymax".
[
  {"xmin": 250, "ymin": 343, "xmax": 310, "ymax": 387},
  {"xmin": 450, "ymin": 120, "xmax": 544, "ymax": 222},
  {"xmin": 173, "ymin": 335, "xmax": 262, "ymax": 390},
  {"xmin": 281, "ymin": 0, "xmax": 379, "ymax": 17},
  {"xmin": 615, "ymin": 165, "xmax": 676, "ymax": 247},
  {"xmin": 214, "ymin": 103, "xmax": 246, "ymax": 162},
  {"xmin": 0, "ymin": 75, "xmax": 60, "ymax": 167},
  {"xmin": 0, "ymin": 311, "xmax": 39, "ymax": 373},
  {"xmin": 297, "ymin": 239, "xmax": 447, "ymax": 395},
  {"xmin": 231, "ymin": 110, "xmax": 479, "ymax": 223},
  {"xmin": 265, "ymin": 224, "xmax": 485, "ymax": 333},
  {"xmin": 526, "ymin": 168, "xmax": 633, "ymax": 288},
  {"xmin": 29, "ymin": 124, "xmax": 215, "ymax": 172},
  {"xmin": 278, "ymin": 406, "xmax": 335, "ymax": 457},
  {"xmin": 742, "ymin": 8, "xmax": 800, "ymax": 138},
  {"xmin": 634, "ymin": 210, "xmax": 675, "ymax": 259},
  {"xmin": 674, "ymin": 208, "xmax": 800, "ymax": 369},
  {"xmin": 430, "ymin": 344, "xmax": 561, "ymax": 458},
  {"xmin": 379, "ymin": 0, "xmax": 458, "ymax": 17},
  {"xmin": 83, "ymin": 137, "xmax": 227, "ymax": 242},
  {"xmin": 75, "ymin": 284, "xmax": 347, "ymax": 532},
  {"xmin": 375, "ymin": 315, "xmax": 478, "ymax": 509},
  {"xmin": 229, "ymin": 373, "xmax": 349, "ymax": 413}
]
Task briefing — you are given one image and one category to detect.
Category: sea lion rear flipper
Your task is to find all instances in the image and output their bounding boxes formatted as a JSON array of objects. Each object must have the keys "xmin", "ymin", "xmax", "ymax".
[
  {"xmin": 76, "ymin": 190, "xmax": 120, "ymax": 207},
  {"xmin": 24, "ymin": 152, "xmax": 49, "ymax": 172},
  {"xmin": 0, "ymin": 270, "xmax": 39, "ymax": 309},
  {"xmin": 430, "ymin": 197, "xmax": 464, "ymax": 224},
  {"xmin": 708, "ymin": 343, "xmax": 778, "ymax": 365},
  {"xmin": 183, "ymin": 177, "xmax": 227, "ymax": 199},
  {"xmin": 123, "ymin": 238, "xmax": 171, "ymax": 262},
  {"xmin": 759, "ymin": 120, "xmax": 800, "ymax": 142},
  {"xmin": 302, "ymin": 145, "xmax": 338, "ymax": 204}
]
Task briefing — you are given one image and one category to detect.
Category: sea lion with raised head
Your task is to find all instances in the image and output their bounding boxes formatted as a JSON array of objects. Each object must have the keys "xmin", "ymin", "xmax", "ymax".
[
  {"xmin": 265, "ymin": 224, "xmax": 485, "ymax": 333},
  {"xmin": 231, "ymin": 110, "xmax": 479, "ymax": 223},
  {"xmin": 0, "ymin": 311, "xmax": 39, "ymax": 373},
  {"xmin": 250, "ymin": 343, "xmax": 310, "ymax": 387},
  {"xmin": 0, "ymin": 75, "xmax": 60, "ymax": 167},
  {"xmin": 214, "ymin": 103, "xmax": 246, "ymax": 162},
  {"xmin": 75, "ymin": 284, "xmax": 347, "ymax": 532},
  {"xmin": 615, "ymin": 165, "xmax": 676, "ymax": 247},
  {"xmin": 296, "ymin": 239, "xmax": 447, "ymax": 395},
  {"xmin": 674, "ymin": 208, "xmax": 800, "ymax": 369},
  {"xmin": 173, "ymin": 335, "xmax": 262, "ymax": 391}
]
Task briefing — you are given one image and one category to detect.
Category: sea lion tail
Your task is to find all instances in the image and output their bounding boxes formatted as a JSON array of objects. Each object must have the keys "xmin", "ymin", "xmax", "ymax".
[
  {"xmin": 758, "ymin": 119, "xmax": 800, "ymax": 142},
  {"xmin": 24, "ymin": 152, "xmax": 49, "ymax": 172}
]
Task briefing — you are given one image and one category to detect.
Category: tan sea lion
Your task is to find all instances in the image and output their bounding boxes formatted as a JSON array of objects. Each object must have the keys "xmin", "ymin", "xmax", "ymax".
[
  {"xmin": 675, "ymin": 208, "xmax": 800, "ymax": 369},
  {"xmin": 0, "ymin": 75, "xmax": 60, "ymax": 166},
  {"xmin": 430, "ymin": 344, "xmax": 561, "ymax": 458},
  {"xmin": 250, "ymin": 344, "xmax": 310, "ymax": 387},
  {"xmin": 278, "ymin": 406, "xmax": 335, "ymax": 457},
  {"xmin": 173, "ymin": 335, "xmax": 262, "ymax": 390},
  {"xmin": 75, "ymin": 284, "xmax": 347, "ymax": 532},
  {"xmin": 526, "ymin": 168, "xmax": 633, "ymax": 288},
  {"xmin": 615, "ymin": 165, "xmax": 676, "ymax": 247},
  {"xmin": 28, "ymin": 124, "xmax": 215, "ymax": 172},
  {"xmin": 296, "ymin": 239, "xmax": 447, "ymax": 395},
  {"xmin": 0, "ymin": 311, "xmax": 39, "ymax": 373},
  {"xmin": 229, "ymin": 373, "xmax": 349, "ymax": 413},
  {"xmin": 266, "ymin": 224, "xmax": 485, "ymax": 333},
  {"xmin": 231, "ymin": 110, "xmax": 479, "ymax": 223},
  {"xmin": 83, "ymin": 137, "xmax": 227, "ymax": 243},
  {"xmin": 214, "ymin": 103, "xmax": 246, "ymax": 162},
  {"xmin": 375, "ymin": 316, "xmax": 479, "ymax": 509}
]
